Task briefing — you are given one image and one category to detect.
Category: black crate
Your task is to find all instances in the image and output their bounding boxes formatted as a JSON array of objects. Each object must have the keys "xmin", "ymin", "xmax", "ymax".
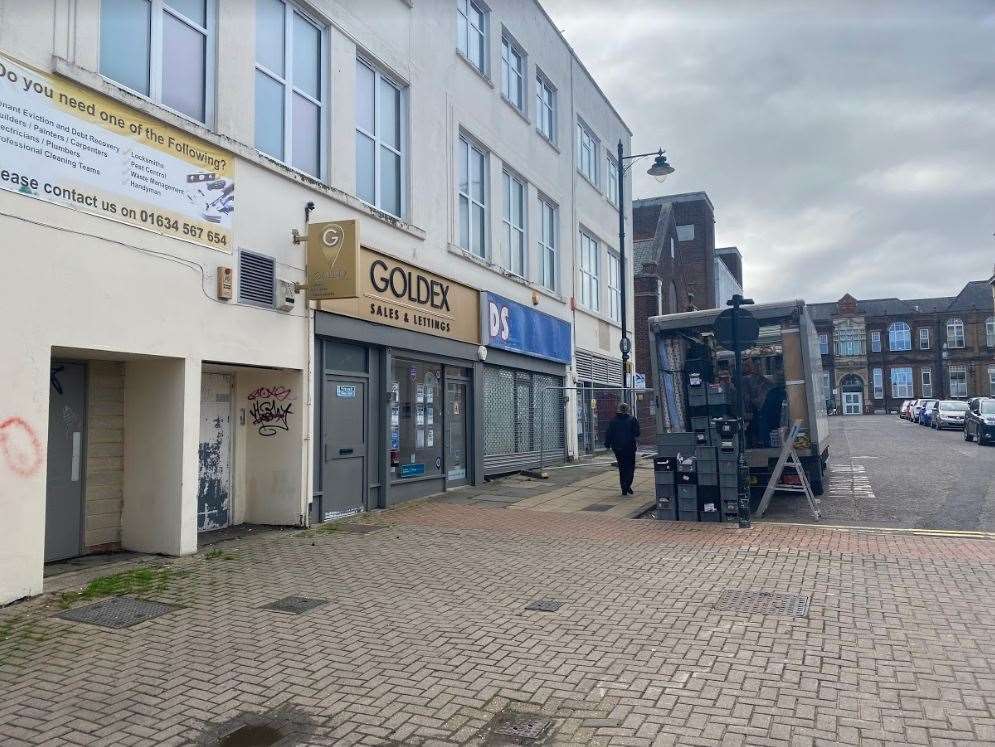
[
  {"xmin": 677, "ymin": 485, "xmax": 697, "ymax": 501},
  {"xmin": 654, "ymin": 456, "xmax": 676, "ymax": 472},
  {"xmin": 678, "ymin": 509, "xmax": 700, "ymax": 522},
  {"xmin": 678, "ymin": 495, "xmax": 698, "ymax": 512},
  {"xmin": 656, "ymin": 482, "xmax": 675, "ymax": 500}
]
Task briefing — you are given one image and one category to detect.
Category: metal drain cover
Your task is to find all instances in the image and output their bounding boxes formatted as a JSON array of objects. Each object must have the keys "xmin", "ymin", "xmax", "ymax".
[
  {"xmin": 337, "ymin": 524, "xmax": 385, "ymax": 534},
  {"xmin": 56, "ymin": 597, "xmax": 180, "ymax": 628},
  {"xmin": 581, "ymin": 503, "xmax": 615, "ymax": 512},
  {"xmin": 217, "ymin": 723, "xmax": 283, "ymax": 746},
  {"xmin": 261, "ymin": 596, "xmax": 328, "ymax": 614},
  {"xmin": 493, "ymin": 716, "xmax": 553, "ymax": 741},
  {"xmin": 715, "ymin": 589, "xmax": 810, "ymax": 617},
  {"xmin": 524, "ymin": 599, "xmax": 563, "ymax": 612}
]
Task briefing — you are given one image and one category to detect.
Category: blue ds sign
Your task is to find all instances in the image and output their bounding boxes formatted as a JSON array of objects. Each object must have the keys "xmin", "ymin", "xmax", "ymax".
[{"xmin": 483, "ymin": 293, "xmax": 571, "ymax": 364}]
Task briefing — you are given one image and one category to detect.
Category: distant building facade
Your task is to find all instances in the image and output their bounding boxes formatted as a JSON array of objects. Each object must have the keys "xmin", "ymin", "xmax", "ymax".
[{"xmin": 810, "ymin": 281, "xmax": 995, "ymax": 414}]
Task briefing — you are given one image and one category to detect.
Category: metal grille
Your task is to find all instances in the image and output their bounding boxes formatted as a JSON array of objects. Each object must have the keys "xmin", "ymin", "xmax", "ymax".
[
  {"xmin": 524, "ymin": 599, "xmax": 563, "ymax": 612},
  {"xmin": 238, "ymin": 249, "xmax": 276, "ymax": 307},
  {"xmin": 261, "ymin": 596, "xmax": 328, "ymax": 614},
  {"xmin": 492, "ymin": 715, "xmax": 553, "ymax": 741},
  {"xmin": 533, "ymin": 373, "xmax": 565, "ymax": 454},
  {"xmin": 483, "ymin": 366, "xmax": 565, "ymax": 474},
  {"xmin": 483, "ymin": 367, "xmax": 516, "ymax": 456},
  {"xmin": 56, "ymin": 597, "xmax": 180, "ymax": 628},
  {"xmin": 715, "ymin": 589, "xmax": 810, "ymax": 617},
  {"xmin": 575, "ymin": 349, "xmax": 624, "ymax": 386}
]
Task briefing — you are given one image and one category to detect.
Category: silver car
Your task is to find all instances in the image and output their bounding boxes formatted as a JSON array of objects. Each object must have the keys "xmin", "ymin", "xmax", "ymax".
[{"xmin": 928, "ymin": 400, "xmax": 968, "ymax": 430}]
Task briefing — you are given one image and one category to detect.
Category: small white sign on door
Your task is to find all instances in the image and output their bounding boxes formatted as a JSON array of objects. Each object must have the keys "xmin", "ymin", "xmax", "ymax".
[{"xmin": 336, "ymin": 385, "xmax": 357, "ymax": 398}]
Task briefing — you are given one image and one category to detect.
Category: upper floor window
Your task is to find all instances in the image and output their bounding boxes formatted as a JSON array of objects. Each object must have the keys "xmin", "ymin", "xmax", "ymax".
[
  {"xmin": 607, "ymin": 252, "xmax": 622, "ymax": 323},
  {"xmin": 100, "ymin": 0, "xmax": 215, "ymax": 123},
  {"xmin": 986, "ymin": 317, "xmax": 995, "ymax": 347},
  {"xmin": 457, "ymin": 0, "xmax": 487, "ymax": 74},
  {"xmin": 946, "ymin": 318, "xmax": 965, "ymax": 348},
  {"xmin": 577, "ymin": 120, "xmax": 599, "ymax": 185},
  {"xmin": 502, "ymin": 170, "xmax": 526, "ymax": 277},
  {"xmin": 888, "ymin": 322, "xmax": 911, "ymax": 351},
  {"xmin": 870, "ymin": 330, "xmax": 881, "ymax": 353},
  {"xmin": 538, "ymin": 197, "xmax": 557, "ymax": 292},
  {"xmin": 536, "ymin": 73, "xmax": 556, "ymax": 143},
  {"xmin": 606, "ymin": 154, "xmax": 619, "ymax": 207},
  {"xmin": 919, "ymin": 327, "xmax": 930, "ymax": 350},
  {"xmin": 835, "ymin": 322, "xmax": 864, "ymax": 357},
  {"xmin": 676, "ymin": 224, "xmax": 694, "ymax": 241},
  {"xmin": 457, "ymin": 135, "xmax": 487, "ymax": 257},
  {"xmin": 255, "ymin": 0, "xmax": 324, "ymax": 178},
  {"xmin": 819, "ymin": 334, "xmax": 829, "ymax": 356},
  {"xmin": 501, "ymin": 36, "xmax": 525, "ymax": 111},
  {"xmin": 579, "ymin": 231, "xmax": 600, "ymax": 311},
  {"xmin": 356, "ymin": 59, "xmax": 405, "ymax": 217}
]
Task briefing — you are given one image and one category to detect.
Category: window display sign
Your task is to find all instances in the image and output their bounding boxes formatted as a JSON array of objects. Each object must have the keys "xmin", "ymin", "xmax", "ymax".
[
  {"xmin": 482, "ymin": 292, "xmax": 571, "ymax": 363},
  {"xmin": 391, "ymin": 359, "xmax": 443, "ymax": 480},
  {"xmin": 0, "ymin": 54, "xmax": 235, "ymax": 251}
]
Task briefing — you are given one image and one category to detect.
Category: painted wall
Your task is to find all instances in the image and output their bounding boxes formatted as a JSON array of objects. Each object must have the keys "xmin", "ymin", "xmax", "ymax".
[{"xmin": 83, "ymin": 360, "xmax": 125, "ymax": 551}]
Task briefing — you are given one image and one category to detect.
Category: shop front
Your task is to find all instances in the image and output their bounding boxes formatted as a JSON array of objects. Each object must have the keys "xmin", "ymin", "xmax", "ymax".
[
  {"xmin": 480, "ymin": 293, "xmax": 571, "ymax": 476},
  {"xmin": 313, "ymin": 247, "xmax": 481, "ymax": 521},
  {"xmin": 574, "ymin": 349, "xmax": 626, "ymax": 455}
]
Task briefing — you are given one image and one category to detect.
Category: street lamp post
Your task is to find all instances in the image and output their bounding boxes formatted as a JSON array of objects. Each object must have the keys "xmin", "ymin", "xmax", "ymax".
[{"xmin": 616, "ymin": 142, "xmax": 674, "ymax": 396}]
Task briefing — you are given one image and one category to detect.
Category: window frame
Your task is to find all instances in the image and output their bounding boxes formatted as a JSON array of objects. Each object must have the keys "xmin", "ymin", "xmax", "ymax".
[
  {"xmin": 986, "ymin": 317, "xmax": 995, "ymax": 348},
  {"xmin": 535, "ymin": 70, "xmax": 556, "ymax": 144},
  {"xmin": 676, "ymin": 224, "xmax": 695, "ymax": 241},
  {"xmin": 872, "ymin": 367, "xmax": 884, "ymax": 400},
  {"xmin": 578, "ymin": 230, "xmax": 600, "ymax": 312},
  {"xmin": 890, "ymin": 367, "xmax": 913, "ymax": 399},
  {"xmin": 946, "ymin": 318, "xmax": 965, "ymax": 349},
  {"xmin": 502, "ymin": 169, "xmax": 527, "ymax": 277},
  {"xmin": 921, "ymin": 368, "xmax": 933, "ymax": 398},
  {"xmin": 606, "ymin": 153, "xmax": 619, "ymax": 208},
  {"xmin": 457, "ymin": 133, "xmax": 488, "ymax": 258},
  {"xmin": 988, "ymin": 365, "xmax": 995, "ymax": 397},
  {"xmin": 500, "ymin": 33, "xmax": 526, "ymax": 113},
  {"xmin": 538, "ymin": 196, "xmax": 557, "ymax": 292},
  {"xmin": 949, "ymin": 364, "xmax": 968, "ymax": 397},
  {"xmin": 870, "ymin": 329, "xmax": 882, "ymax": 353},
  {"xmin": 100, "ymin": 0, "xmax": 217, "ymax": 126},
  {"xmin": 355, "ymin": 56, "xmax": 407, "ymax": 218},
  {"xmin": 919, "ymin": 327, "xmax": 930, "ymax": 350},
  {"xmin": 456, "ymin": 0, "xmax": 488, "ymax": 75},
  {"xmin": 887, "ymin": 322, "xmax": 911, "ymax": 352},
  {"xmin": 253, "ymin": 0, "xmax": 327, "ymax": 179},
  {"xmin": 834, "ymin": 322, "xmax": 864, "ymax": 357},
  {"xmin": 818, "ymin": 334, "xmax": 829, "ymax": 356},
  {"xmin": 576, "ymin": 119, "xmax": 599, "ymax": 186},
  {"xmin": 607, "ymin": 250, "xmax": 622, "ymax": 323}
]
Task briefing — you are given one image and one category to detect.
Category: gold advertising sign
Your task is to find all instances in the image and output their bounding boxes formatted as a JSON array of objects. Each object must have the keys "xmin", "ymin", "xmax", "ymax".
[
  {"xmin": 306, "ymin": 219, "xmax": 360, "ymax": 300},
  {"xmin": 319, "ymin": 247, "xmax": 480, "ymax": 344}
]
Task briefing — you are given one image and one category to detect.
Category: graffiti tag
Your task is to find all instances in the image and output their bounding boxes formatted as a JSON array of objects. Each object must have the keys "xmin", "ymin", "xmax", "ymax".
[
  {"xmin": 249, "ymin": 398, "xmax": 293, "ymax": 437},
  {"xmin": 248, "ymin": 386, "xmax": 291, "ymax": 402},
  {"xmin": 0, "ymin": 416, "xmax": 43, "ymax": 477}
]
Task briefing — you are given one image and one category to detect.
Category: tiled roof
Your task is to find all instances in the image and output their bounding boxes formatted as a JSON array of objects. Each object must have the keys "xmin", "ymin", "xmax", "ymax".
[
  {"xmin": 633, "ymin": 204, "xmax": 661, "ymax": 242},
  {"xmin": 810, "ymin": 279, "xmax": 993, "ymax": 320},
  {"xmin": 947, "ymin": 281, "xmax": 995, "ymax": 313},
  {"xmin": 633, "ymin": 191, "xmax": 714, "ymax": 212},
  {"xmin": 631, "ymin": 201, "xmax": 674, "ymax": 274}
]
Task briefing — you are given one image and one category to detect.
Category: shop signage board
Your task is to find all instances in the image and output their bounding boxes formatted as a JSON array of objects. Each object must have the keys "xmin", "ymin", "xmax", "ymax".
[
  {"xmin": 306, "ymin": 220, "xmax": 360, "ymax": 300},
  {"xmin": 482, "ymin": 292, "xmax": 572, "ymax": 364},
  {"xmin": 319, "ymin": 247, "xmax": 480, "ymax": 344},
  {"xmin": 0, "ymin": 54, "xmax": 235, "ymax": 251}
]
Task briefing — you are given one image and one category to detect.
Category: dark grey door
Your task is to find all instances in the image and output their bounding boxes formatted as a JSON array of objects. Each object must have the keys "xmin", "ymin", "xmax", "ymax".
[
  {"xmin": 322, "ymin": 376, "xmax": 367, "ymax": 519},
  {"xmin": 46, "ymin": 362, "xmax": 86, "ymax": 562}
]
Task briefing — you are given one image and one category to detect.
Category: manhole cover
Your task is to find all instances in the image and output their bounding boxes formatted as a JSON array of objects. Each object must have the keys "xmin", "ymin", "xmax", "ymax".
[
  {"xmin": 581, "ymin": 503, "xmax": 614, "ymax": 512},
  {"xmin": 493, "ymin": 716, "xmax": 553, "ymax": 741},
  {"xmin": 715, "ymin": 589, "xmax": 810, "ymax": 617},
  {"xmin": 56, "ymin": 597, "xmax": 180, "ymax": 628},
  {"xmin": 337, "ymin": 524, "xmax": 385, "ymax": 534},
  {"xmin": 217, "ymin": 723, "xmax": 283, "ymax": 747},
  {"xmin": 524, "ymin": 599, "xmax": 562, "ymax": 612},
  {"xmin": 260, "ymin": 596, "xmax": 328, "ymax": 614}
]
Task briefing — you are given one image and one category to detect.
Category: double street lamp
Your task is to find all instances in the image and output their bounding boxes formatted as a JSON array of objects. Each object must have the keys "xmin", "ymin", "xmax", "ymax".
[{"xmin": 616, "ymin": 142, "xmax": 675, "ymax": 390}]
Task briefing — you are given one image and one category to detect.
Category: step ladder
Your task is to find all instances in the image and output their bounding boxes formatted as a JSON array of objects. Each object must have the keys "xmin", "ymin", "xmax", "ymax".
[{"xmin": 755, "ymin": 421, "xmax": 821, "ymax": 520}]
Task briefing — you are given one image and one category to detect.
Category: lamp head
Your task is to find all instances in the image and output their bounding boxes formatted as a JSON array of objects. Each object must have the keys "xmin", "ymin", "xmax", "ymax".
[{"xmin": 647, "ymin": 150, "xmax": 675, "ymax": 182}]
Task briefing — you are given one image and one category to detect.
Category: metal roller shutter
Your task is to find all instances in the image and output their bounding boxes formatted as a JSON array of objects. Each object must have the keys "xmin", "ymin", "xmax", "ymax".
[{"xmin": 483, "ymin": 365, "xmax": 565, "ymax": 475}]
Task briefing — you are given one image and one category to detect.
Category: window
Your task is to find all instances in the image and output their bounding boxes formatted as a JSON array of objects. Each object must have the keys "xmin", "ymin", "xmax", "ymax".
[
  {"xmin": 501, "ymin": 37, "xmax": 525, "ymax": 111},
  {"xmin": 356, "ymin": 59, "xmax": 405, "ymax": 217},
  {"xmin": 870, "ymin": 330, "xmax": 882, "ymax": 353},
  {"xmin": 988, "ymin": 366, "xmax": 995, "ymax": 396},
  {"xmin": 887, "ymin": 322, "xmax": 911, "ymax": 351},
  {"xmin": 986, "ymin": 317, "xmax": 995, "ymax": 347},
  {"xmin": 822, "ymin": 372, "xmax": 832, "ymax": 404},
  {"xmin": 255, "ymin": 0, "xmax": 324, "ymax": 177},
  {"xmin": 458, "ymin": 135, "xmax": 487, "ymax": 257},
  {"xmin": 536, "ymin": 73, "xmax": 556, "ymax": 142},
  {"xmin": 502, "ymin": 171, "xmax": 526, "ymax": 276},
  {"xmin": 676, "ymin": 224, "xmax": 695, "ymax": 241},
  {"xmin": 456, "ymin": 0, "xmax": 487, "ymax": 73},
  {"xmin": 577, "ymin": 120, "xmax": 599, "ymax": 184},
  {"xmin": 668, "ymin": 281, "xmax": 678, "ymax": 314},
  {"xmin": 834, "ymin": 322, "xmax": 864, "ymax": 357},
  {"xmin": 607, "ymin": 252, "xmax": 621, "ymax": 323},
  {"xmin": 919, "ymin": 327, "xmax": 930, "ymax": 350},
  {"xmin": 579, "ymin": 231, "xmax": 599, "ymax": 311},
  {"xmin": 946, "ymin": 318, "xmax": 965, "ymax": 348},
  {"xmin": 872, "ymin": 368, "xmax": 884, "ymax": 399},
  {"xmin": 538, "ymin": 198, "xmax": 557, "ymax": 291},
  {"xmin": 607, "ymin": 154, "xmax": 619, "ymax": 207},
  {"xmin": 921, "ymin": 369, "xmax": 933, "ymax": 398},
  {"xmin": 669, "ymin": 237, "xmax": 675, "ymax": 259},
  {"xmin": 818, "ymin": 334, "xmax": 829, "ymax": 356},
  {"xmin": 390, "ymin": 359, "xmax": 443, "ymax": 480},
  {"xmin": 100, "ymin": 0, "xmax": 214, "ymax": 123},
  {"xmin": 890, "ymin": 367, "xmax": 913, "ymax": 399},
  {"xmin": 949, "ymin": 365, "xmax": 967, "ymax": 397}
]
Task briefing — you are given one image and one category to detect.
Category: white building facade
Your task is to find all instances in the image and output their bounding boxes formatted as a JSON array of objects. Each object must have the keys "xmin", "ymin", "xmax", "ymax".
[{"xmin": 0, "ymin": 0, "xmax": 631, "ymax": 603}]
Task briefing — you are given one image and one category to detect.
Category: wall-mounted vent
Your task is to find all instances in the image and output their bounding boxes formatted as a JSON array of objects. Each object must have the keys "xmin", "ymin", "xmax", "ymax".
[{"xmin": 238, "ymin": 250, "xmax": 276, "ymax": 307}]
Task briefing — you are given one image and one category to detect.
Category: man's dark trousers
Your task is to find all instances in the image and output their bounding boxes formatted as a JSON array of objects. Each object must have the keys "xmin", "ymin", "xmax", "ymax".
[{"xmin": 614, "ymin": 447, "xmax": 636, "ymax": 493}]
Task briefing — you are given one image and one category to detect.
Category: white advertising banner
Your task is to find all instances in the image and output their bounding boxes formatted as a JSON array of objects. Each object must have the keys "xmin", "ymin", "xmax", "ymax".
[{"xmin": 0, "ymin": 54, "xmax": 235, "ymax": 251}]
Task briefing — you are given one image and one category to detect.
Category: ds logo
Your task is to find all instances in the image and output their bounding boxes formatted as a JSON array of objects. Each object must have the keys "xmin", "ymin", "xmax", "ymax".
[{"xmin": 488, "ymin": 301, "xmax": 510, "ymax": 342}]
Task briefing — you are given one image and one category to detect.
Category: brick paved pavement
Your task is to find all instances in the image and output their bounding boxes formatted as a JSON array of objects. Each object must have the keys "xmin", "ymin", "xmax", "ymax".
[{"xmin": 3, "ymin": 468, "xmax": 995, "ymax": 745}]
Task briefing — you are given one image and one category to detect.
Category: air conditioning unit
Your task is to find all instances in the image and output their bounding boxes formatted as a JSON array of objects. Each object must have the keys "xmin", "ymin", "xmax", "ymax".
[{"xmin": 276, "ymin": 279, "xmax": 296, "ymax": 312}]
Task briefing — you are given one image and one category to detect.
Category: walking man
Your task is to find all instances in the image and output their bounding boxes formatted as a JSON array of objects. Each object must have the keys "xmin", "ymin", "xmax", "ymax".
[{"xmin": 604, "ymin": 402, "xmax": 640, "ymax": 495}]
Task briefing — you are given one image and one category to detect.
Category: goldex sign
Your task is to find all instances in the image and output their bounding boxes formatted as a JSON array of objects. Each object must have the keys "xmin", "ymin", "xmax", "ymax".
[{"xmin": 483, "ymin": 293, "xmax": 571, "ymax": 364}]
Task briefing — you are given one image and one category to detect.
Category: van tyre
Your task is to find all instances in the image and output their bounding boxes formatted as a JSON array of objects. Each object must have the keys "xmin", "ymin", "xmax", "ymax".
[{"xmin": 964, "ymin": 429, "xmax": 973, "ymax": 442}]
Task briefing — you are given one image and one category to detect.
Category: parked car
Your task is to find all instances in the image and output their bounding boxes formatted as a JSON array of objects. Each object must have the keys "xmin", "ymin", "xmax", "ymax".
[
  {"xmin": 909, "ymin": 399, "xmax": 924, "ymax": 421},
  {"xmin": 928, "ymin": 400, "xmax": 968, "ymax": 430},
  {"xmin": 899, "ymin": 400, "xmax": 914, "ymax": 419},
  {"xmin": 916, "ymin": 399, "xmax": 938, "ymax": 425},
  {"xmin": 964, "ymin": 397, "xmax": 995, "ymax": 445}
]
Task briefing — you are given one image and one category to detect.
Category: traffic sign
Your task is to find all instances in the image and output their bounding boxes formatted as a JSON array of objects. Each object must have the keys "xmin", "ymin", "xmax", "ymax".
[
  {"xmin": 713, "ymin": 307, "xmax": 759, "ymax": 351},
  {"xmin": 619, "ymin": 336, "xmax": 632, "ymax": 355}
]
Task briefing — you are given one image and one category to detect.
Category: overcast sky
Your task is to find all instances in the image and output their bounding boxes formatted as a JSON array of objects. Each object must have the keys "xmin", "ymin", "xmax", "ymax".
[{"xmin": 543, "ymin": 0, "xmax": 995, "ymax": 304}]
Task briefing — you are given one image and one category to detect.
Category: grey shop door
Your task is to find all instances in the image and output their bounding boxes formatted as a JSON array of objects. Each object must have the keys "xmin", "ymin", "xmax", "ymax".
[
  {"xmin": 46, "ymin": 363, "xmax": 86, "ymax": 562},
  {"xmin": 322, "ymin": 376, "xmax": 367, "ymax": 519}
]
